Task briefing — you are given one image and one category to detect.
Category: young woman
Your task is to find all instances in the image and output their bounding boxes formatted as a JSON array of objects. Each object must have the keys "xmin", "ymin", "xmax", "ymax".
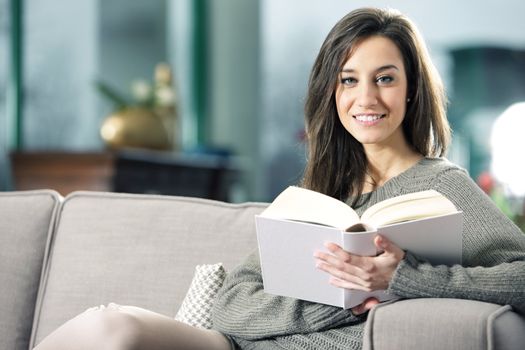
[
  {"xmin": 34, "ymin": 7, "xmax": 525, "ymax": 350},
  {"xmin": 211, "ymin": 7, "xmax": 525, "ymax": 350}
]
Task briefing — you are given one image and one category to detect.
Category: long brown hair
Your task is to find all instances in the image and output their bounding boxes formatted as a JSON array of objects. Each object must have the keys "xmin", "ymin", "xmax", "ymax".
[{"xmin": 302, "ymin": 7, "xmax": 450, "ymax": 202}]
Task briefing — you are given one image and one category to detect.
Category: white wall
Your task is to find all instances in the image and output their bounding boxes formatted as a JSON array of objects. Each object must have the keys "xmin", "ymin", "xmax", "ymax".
[{"xmin": 24, "ymin": 0, "xmax": 98, "ymax": 149}]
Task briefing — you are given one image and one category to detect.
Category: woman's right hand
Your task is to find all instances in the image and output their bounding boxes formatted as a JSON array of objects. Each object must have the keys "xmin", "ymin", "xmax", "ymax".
[{"xmin": 314, "ymin": 236, "xmax": 405, "ymax": 292}]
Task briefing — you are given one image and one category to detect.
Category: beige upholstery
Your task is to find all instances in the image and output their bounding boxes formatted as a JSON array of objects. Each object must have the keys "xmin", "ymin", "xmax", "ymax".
[
  {"xmin": 363, "ymin": 298, "xmax": 525, "ymax": 350},
  {"xmin": 0, "ymin": 190, "xmax": 62, "ymax": 350},
  {"xmin": 30, "ymin": 191, "xmax": 266, "ymax": 347}
]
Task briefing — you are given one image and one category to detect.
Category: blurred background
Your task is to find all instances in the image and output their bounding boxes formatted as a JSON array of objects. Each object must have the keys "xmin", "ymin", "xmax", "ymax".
[{"xmin": 1, "ymin": 0, "xmax": 525, "ymax": 227}]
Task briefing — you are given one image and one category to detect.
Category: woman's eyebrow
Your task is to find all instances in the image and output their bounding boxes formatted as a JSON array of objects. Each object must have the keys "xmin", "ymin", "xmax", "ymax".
[
  {"xmin": 340, "ymin": 64, "xmax": 400, "ymax": 73},
  {"xmin": 376, "ymin": 64, "xmax": 399, "ymax": 73}
]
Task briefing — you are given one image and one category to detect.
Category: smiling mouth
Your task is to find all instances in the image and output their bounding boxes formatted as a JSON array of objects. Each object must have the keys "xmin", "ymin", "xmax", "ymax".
[{"xmin": 353, "ymin": 114, "xmax": 386, "ymax": 122}]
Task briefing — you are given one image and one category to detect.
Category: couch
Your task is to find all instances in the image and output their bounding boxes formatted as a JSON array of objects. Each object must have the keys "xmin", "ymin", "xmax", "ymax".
[{"xmin": 1, "ymin": 189, "xmax": 524, "ymax": 350}]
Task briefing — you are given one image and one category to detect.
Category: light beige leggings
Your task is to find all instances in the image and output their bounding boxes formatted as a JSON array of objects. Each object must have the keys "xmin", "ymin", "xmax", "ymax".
[{"xmin": 33, "ymin": 303, "xmax": 233, "ymax": 350}]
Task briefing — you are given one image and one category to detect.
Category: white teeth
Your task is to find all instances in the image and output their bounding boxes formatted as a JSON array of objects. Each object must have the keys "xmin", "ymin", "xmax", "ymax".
[{"xmin": 354, "ymin": 114, "xmax": 383, "ymax": 122}]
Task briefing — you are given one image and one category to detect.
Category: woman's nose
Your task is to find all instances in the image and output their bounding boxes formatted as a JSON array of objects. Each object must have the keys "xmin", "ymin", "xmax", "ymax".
[{"xmin": 356, "ymin": 82, "xmax": 378, "ymax": 107}]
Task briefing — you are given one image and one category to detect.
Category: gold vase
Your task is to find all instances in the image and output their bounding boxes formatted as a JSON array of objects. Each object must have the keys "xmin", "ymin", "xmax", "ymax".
[{"xmin": 100, "ymin": 107, "xmax": 171, "ymax": 150}]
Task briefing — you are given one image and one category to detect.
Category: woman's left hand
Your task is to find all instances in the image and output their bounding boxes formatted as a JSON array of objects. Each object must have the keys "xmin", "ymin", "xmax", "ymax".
[{"xmin": 314, "ymin": 235, "xmax": 405, "ymax": 292}]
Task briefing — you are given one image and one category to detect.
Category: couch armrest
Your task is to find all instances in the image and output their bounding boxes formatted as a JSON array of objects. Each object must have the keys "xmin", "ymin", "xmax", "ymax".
[{"xmin": 362, "ymin": 298, "xmax": 525, "ymax": 350}]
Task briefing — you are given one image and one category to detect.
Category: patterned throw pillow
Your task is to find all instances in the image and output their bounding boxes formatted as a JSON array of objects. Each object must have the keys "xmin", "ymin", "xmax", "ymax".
[{"xmin": 175, "ymin": 263, "xmax": 227, "ymax": 329}]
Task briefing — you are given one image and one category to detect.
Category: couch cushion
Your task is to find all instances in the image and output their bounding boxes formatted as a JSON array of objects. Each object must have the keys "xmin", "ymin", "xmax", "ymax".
[
  {"xmin": 31, "ymin": 191, "xmax": 267, "ymax": 347},
  {"xmin": 0, "ymin": 190, "xmax": 62, "ymax": 350}
]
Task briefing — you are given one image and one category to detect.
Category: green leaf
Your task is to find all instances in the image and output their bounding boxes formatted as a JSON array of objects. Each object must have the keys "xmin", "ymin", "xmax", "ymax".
[{"xmin": 95, "ymin": 80, "xmax": 130, "ymax": 110}]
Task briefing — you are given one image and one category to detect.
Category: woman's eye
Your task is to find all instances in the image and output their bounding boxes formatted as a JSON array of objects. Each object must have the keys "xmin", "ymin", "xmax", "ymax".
[
  {"xmin": 341, "ymin": 77, "xmax": 357, "ymax": 86},
  {"xmin": 376, "ymin": 75, "xmax": 394, "ymax": 84}
]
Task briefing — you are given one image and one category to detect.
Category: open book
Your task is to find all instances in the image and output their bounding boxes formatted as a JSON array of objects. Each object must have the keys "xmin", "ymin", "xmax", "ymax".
[{"xmin": 255, "ymin": 186, "xmax": 463, "ymax": 309}]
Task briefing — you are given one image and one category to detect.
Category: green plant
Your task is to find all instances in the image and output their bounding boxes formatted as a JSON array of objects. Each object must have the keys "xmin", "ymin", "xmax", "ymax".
[{"xmin": 96, "ymin": 63, "xmax": 176, "ymax": 112}]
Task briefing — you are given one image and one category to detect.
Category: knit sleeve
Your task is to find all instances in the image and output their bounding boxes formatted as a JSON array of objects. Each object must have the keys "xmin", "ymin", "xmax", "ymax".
[
  {"xmin": 211, "ymin": 250, "xmax": 363, "ymax": 340},
  {"xmin": 387, "ymin": 167, "xmax": 525, "ymax": 314}
]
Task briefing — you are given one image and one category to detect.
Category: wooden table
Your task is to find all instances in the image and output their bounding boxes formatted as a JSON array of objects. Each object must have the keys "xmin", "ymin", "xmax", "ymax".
[
  {"xmin": 9, "ymin": 150, "xmax": 240, "ymax": 201},
  {"xmin": 9, "ymin": 151, "xmax": 114, "ymax": 196}
]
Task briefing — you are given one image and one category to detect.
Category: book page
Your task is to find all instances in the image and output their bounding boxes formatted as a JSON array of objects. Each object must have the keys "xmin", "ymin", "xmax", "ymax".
[
  {"xmin": 374, "ymin": 212, "xmax": 463, "ymax": 266},
  {"xmin": 260, "ymin": 186, "xmax": 360, "ymax": 229},
  {"xmin": 361, "ymin": 190, "xmax": 458, "ymax": 228}
]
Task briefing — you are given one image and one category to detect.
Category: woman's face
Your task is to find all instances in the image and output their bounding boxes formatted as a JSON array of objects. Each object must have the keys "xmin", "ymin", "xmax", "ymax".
[{"xmin": 335, "ymin": 35, "xmax": 408, "ymax": 150}]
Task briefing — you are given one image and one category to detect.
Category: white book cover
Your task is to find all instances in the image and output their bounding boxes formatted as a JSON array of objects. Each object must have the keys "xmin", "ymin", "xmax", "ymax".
[{"xmin": 255, "ymin": 212, "xmax": 463, "ymax": 309}]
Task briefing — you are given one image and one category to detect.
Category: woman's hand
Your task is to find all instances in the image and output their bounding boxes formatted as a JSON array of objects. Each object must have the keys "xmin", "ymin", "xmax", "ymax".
[{"xmin": 314, "ymin": 235, "xmax": 405, "ymax": 293}]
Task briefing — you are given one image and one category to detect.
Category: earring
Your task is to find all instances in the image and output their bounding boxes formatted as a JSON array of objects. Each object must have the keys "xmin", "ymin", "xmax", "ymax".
[{"xmin": 407, "ymin": 98, "xmax": 411, "ymax": 103}]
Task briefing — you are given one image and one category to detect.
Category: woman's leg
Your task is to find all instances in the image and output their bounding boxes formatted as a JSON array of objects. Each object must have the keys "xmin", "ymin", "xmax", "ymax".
[{"xmin": 33, "ymin": 303, "xmax": 232, "ymax": 350}]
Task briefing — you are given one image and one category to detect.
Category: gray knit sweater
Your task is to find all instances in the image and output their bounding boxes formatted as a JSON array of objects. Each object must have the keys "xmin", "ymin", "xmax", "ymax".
[{"xmin": 211, "ymin": 157, "xmax": 525, "ymax": 350}]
